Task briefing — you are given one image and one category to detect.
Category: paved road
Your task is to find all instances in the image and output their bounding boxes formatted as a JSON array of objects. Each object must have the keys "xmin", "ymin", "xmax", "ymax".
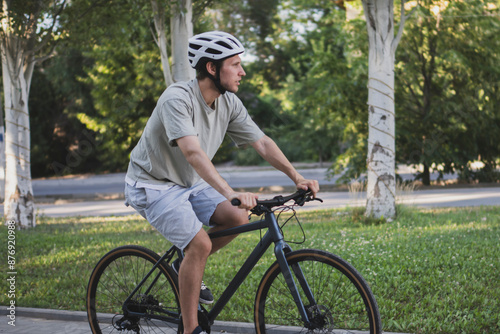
[
  {"xmin": 26, "ymin": 185, "xmax": 500, "ymax": 218},
  {"xmin": 31, "ymin": 165, "xmax": 456, "ymax": 199},
  {"xmin": 31, "ymin": 166, "xmax": 339, "ymax": 199},
  {"xmin": 13, "ymin": 166, "xmax": 497, "ymax": 217}
]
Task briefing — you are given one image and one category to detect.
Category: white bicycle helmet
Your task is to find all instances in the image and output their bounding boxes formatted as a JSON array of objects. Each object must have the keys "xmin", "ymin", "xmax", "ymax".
[{"xmin": 188, "ymin": 31, "xmax": 245, "ymax": 69}]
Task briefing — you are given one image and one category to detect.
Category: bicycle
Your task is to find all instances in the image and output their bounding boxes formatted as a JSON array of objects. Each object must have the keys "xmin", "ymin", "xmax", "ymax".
[{"xmin": 86, "ymin": 189, "xmax": 382, "ymax": 334}]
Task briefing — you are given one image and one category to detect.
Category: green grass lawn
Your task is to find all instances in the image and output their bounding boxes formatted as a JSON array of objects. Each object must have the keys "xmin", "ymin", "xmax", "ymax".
[{"xmin": 1, "ymin": 205, "xmax": 499, "ymax": 333}]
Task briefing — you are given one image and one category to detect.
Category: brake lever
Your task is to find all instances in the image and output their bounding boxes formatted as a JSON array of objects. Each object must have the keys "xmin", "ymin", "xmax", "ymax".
[
  {"xmin": 313, "ymin": 197, "xmax": 323, "ymax": 203},
  {"xmin": 300, "ymin": 194, "xmax": 323, "ymax": 205}
]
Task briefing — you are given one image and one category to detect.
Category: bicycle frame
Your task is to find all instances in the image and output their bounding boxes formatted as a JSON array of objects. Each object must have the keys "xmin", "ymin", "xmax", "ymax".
[{"xmin": 122, "ymin": 209, "xmax": 316, "ymax": 328}]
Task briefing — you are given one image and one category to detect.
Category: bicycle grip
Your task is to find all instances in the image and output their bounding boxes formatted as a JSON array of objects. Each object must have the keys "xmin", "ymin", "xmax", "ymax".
[{"xmin": 231, "ymin": 198, "xmax": 241, "ymax": 206}]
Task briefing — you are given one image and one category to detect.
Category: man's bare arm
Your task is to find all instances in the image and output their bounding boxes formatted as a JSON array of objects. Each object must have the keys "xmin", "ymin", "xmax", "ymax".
[
  {"xmin": 251, "ymin": 136, "xmax": 319, "ymax": 197},
  {"xmin": 176, "ymin": 135, "xmax": 257, "ymax": 208}
]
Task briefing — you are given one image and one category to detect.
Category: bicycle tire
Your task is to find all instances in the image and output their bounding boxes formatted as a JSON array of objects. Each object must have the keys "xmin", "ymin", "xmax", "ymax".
[
  {"xmin": 86, "ymin": 245, "xmax": 181, "ymax": 334},
  {"xmin": 254, "ymin": 249, "xmax": 382, "ymax": 334}
]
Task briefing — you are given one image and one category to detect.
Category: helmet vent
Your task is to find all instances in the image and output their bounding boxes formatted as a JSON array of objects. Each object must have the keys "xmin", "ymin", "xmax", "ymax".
[
  {"xmin": 206, "ymin": 48, "xmax": 223, "ymax": 55},
  {"xmin": 215, "ymin": 41, "xmax": 232, "ymax": 49},
  {"xmin": 189, "ymin": 43, "xmax": 202, "ymax": 50}
]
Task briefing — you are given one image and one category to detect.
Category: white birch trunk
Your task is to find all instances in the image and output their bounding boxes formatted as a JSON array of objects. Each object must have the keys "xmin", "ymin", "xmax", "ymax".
[
  {"xmin": 1, "ymin": 48, "xmax": 36, "ymax": 228},
  {"xmin": 0, "ymin": 91, "xmax": 4, "ymax": 204},
  {"xmin": 362, "ymin": 0, "xmax": 406, "ymax": 219},
  {"xmin": 1, "ymin": 0, "xmax": 65, "ymax": 227},
  {"xmin": 171, "ymin": 0, "xmax": 195, "ymax": 82},
  {"xmin": 151, "ymin": 0, "xmax": 174, "ymax": 86}
]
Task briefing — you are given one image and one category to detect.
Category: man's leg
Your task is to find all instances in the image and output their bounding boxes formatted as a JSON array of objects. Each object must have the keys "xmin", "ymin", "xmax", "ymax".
[
  {"xmin": 208, "ymin": 200, "xmax": 248, "ymax": 254},
  {"xmin": 134, "ymin": 185, "xmax": 211, "ymax": 333},
  {"xmin": 188, "ymin": 181, "xmax": 249, "ymax": 254},
  {"xmin": 179, "ymin": 203, "xmax": 243, "ymax": 333},
  {"xmin": 179, "ymin": 228, "xmax": 212, "ymax": 334}
]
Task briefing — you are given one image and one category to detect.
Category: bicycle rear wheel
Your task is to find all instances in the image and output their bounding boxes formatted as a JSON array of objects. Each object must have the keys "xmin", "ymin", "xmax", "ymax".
[
  {"xmin": 87, "ymin": 245, "xmax": 181, "ymax": 334},
  {"xmin": 254, "ymin": 249, "xmax": 381, "ymax": 334}
]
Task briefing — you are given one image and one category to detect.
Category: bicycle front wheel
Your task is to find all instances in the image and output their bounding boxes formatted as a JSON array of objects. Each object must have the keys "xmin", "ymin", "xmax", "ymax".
[
  {"xmin": 254, "ymin": 249, "xmax": 381, "ymax": 334},
  {"xmin": 86, "ymin": 245, "xmax": 181, "ymax": 334}
]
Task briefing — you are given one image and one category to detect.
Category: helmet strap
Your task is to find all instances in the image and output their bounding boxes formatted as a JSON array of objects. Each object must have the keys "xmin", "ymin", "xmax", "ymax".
[
  {"xmin": 209, "ymin": 64, "xmax": 227, "ymax": 95},
  {"xmin": 204, "ymin": 60, "xmax": 226, "ymax": 95}
]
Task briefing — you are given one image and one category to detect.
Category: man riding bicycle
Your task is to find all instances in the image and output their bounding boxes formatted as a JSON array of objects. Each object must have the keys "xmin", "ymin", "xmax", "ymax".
[{"xmin": 124, "ymin": 31, "xmax": 319, "ymax": 334}]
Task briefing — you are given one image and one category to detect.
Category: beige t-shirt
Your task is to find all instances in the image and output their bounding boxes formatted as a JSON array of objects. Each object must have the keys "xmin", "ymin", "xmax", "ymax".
[{"xmin": 126, "ymin": 79, "xmax": 265, "ymax": 188}]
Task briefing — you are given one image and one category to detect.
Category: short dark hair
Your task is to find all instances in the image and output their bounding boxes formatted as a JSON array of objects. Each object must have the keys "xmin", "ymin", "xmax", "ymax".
[{"xmin": 195, "ymin": 58, "xmax": 228, "ymax": 80}]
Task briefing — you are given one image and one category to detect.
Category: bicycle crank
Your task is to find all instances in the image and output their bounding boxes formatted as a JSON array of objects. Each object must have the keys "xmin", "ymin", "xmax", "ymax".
[{"xmin": 112, "ymin": 314, "xmax": 140, "ymax": 333}]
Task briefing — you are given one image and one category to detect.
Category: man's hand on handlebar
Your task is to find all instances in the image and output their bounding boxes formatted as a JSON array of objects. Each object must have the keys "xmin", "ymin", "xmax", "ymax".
[
  {"xmin": 228, "ymin": 178, "xmax": 319, "ymax": 210},
  {"xmin": 229, "ymin": 192, "xmax": 258, "ymax": 210},
  {"xmin": 231, "ymin": 189, "xmax": 322, "ymax": 216},
  {"xmin": 296, "ymin": 178, "xmax": 319, "ymax": 198}
]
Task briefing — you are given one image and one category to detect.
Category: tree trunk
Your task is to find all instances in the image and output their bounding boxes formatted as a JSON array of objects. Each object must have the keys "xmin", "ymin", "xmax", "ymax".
[
  {"xmin": 151, "ymin": 0, "xmax": 174, "ymax": 86},
  {"xmin": 421, "ymin": 163, "xmax": 430, "ymax": 186},
  {"xmin": 1, "ymin": 0, "xmax": 64, "ymax": 227},
  {"xmin": 171, "ymin": 0, "xmax": 195, "ymax": 82},
  {"xmin": 0, "ymin": 86, "xmax": 4, "ymax": 203},
  {"xmin": 362, "ymin": 0, "xmax": 406, "ymax": 219},
  {"xmin": 1, "ymin": 51, "xmax": 35, "ymax": 228}
]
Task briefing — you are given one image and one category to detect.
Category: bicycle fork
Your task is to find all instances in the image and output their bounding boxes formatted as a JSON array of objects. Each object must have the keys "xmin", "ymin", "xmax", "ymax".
[{"xmin": 274, "ymin": 241, "xmax": 317, "ymax": 328}]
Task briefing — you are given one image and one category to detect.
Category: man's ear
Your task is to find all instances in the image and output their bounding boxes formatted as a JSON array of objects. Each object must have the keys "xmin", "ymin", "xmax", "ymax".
[{"xmin": 206, "ymin": 61, "xmax": 217, "ymax": 76}]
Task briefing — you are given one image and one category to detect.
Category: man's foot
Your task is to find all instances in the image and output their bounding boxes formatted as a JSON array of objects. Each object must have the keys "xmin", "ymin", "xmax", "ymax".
[
  {"xmin": 172, "ymin": 259, "xmax": 214, "ymax": 304},
  {"xmin": 191, "ymin": 326, "xmax": 208, "ymax": 334}
]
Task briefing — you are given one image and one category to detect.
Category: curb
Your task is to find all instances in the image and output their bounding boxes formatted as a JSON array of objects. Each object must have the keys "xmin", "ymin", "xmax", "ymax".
[
  {"xmin": 1, "ymin": 307, "xmax": 88, "ymax": 323},
  {"xmin": 0, "ymin": 306, "xmax": 256, "ymax": 333}
]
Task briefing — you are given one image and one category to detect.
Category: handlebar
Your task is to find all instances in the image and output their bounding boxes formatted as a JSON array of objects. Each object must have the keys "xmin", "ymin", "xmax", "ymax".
[{"xmin": 231, "ymin": 189, "xmax": 322, "ymax": 215}]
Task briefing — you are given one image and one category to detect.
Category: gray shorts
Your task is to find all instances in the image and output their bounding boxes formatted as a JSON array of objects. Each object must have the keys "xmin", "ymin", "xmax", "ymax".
[{"xmin": 125, "ymin": 181, "xmax": 226, "ymax": 250}]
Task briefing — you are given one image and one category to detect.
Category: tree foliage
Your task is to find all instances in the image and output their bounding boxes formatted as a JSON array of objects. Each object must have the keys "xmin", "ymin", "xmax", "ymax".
[
  {"xmin": 29, "ymin": 50, "xmax": 99, "ymax": 177},
  {"xmin": 79, "ymin": 34, "xmax": 164, "ymax": 171},
  {"xmin": 396, "ymin": 0, "xmax": 500, "ymax": 184},
  {"xmin": 61, "ymin": 0, "xmax": 175, "ymax": 171},
  {"xmin": 225, "ymin": 0, "xmax": 370, "ymax": 172},
  {"xmin": 22, "ymin": 0, "xmax": 500, "ymax": 186}
]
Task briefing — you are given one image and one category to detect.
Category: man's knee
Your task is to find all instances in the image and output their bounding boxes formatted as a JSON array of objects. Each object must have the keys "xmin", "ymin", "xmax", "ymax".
[
  {"xmin": 221, "ymin": 207, "xmax": 248, "ymax": 228},
  {"xmin": 211, "ymin": 201, "xmax": 248, "ymax": 228},
  {"xmin": 233, "ymin": 209, "xmax": 248, "ymax": 226},
  {"xmin": 186, "ymin": 229, "xmax": 212, "ymax": 257}
]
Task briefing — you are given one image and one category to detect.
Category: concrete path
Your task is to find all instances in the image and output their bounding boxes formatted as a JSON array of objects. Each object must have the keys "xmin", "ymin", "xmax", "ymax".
[
  {"xmin": 0, "ymin": 307, "xmax": 251, "ymax": 333},
  {"xmin": 0, "ymin": 307, "xmax": 409, "ymax": 334}
]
